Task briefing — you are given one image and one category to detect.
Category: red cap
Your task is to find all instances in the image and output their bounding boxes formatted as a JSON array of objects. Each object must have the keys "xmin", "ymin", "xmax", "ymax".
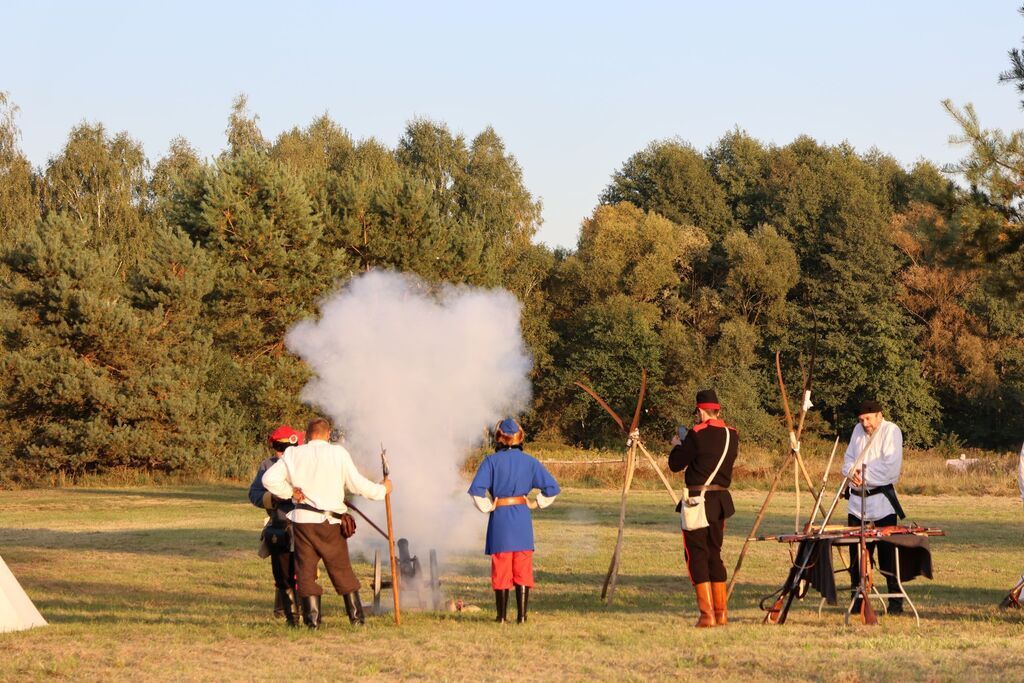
[
  {"xmin": 268, "ymin": 425, "xmax": 303, "ymax": 446},
  {"xmin": 696, "ymin": 402, "xmax": 721, "ymax": 411}
]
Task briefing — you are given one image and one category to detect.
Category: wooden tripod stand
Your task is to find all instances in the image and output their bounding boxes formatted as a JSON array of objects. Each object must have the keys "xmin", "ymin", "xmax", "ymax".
[
  {"xmin": 728, "ymin": 351, "xmax": 836, "ymax": 602},
  {"xmin": 575, "ymin": 369, "xmax": 680, "ymax": 605}
]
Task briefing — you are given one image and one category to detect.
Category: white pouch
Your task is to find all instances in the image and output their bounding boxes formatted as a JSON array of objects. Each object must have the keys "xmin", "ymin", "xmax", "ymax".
[{"xmin": 680, "ymin": 429, "xmax": 731, "ymax": 531}]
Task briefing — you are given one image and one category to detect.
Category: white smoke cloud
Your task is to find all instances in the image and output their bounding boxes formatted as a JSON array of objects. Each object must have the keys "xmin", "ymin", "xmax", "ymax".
[{"xmin": 285, "ymin": 270, "xmax": 533, "ymax": 560}]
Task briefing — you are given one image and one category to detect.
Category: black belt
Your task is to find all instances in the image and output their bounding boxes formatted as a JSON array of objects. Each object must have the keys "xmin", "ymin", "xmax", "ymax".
[
  {"xmin": 844, "ymin": 483, "xmax": 906, "ymax": 519},
  {"xmin": 295, "ymin": 502, "xmax": 347, "ymax": 521}
]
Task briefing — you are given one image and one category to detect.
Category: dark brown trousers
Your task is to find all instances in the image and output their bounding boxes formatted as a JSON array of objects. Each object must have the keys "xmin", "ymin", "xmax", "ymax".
[{"xmin": 292, "ymin": 521, "xmax": 360, "ymax": 598}]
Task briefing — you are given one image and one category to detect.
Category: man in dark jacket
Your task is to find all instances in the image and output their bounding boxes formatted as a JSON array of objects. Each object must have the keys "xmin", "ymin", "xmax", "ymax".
[
  {"xmin": 669, "ymin": 389, "xmax": 739, "ymax": 628},
  {"xmin": 248, "ymin": 425, "xmax": 304, "ymax": 625}
]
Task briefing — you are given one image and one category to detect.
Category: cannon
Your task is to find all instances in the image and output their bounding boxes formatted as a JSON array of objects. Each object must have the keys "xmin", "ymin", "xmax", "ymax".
[{"xmin": 370, "ymin": 538, "xmax": 442, "ymax": 612}]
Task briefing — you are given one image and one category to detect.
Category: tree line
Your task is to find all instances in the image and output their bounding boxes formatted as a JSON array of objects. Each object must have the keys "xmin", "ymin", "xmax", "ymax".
[{"xmin": 0, "ymin": 73, "xmax": 1021, "ymax": 484}]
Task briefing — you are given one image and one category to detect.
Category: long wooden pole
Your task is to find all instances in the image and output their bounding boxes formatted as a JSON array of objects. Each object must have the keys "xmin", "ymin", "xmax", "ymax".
[
  {"xmin": 381, "ymin": 448, "xmax": 401, "ymax": 626},
  {"xmin": 602, "ymin": 442, "xmax": 637, "ymax": 604},
  {"xmin": 727, "ymin": 449, "xmax": 794, "ymax": 600},
  {"xmin": 804, "ymin": 435, "xmax": 840, "ymax": 532},
  {"xmin": 636, "ymin": 441, "xmax": 679, "ymax": 506}
]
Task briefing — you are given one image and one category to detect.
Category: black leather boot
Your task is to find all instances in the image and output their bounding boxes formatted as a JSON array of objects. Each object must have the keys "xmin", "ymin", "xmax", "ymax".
[
  {"xmin": 274, "ymin": 589, "xmax": 286, "ymax": 618},
  {"xmin": 300, "ymin": 595, "xmax": 321, "ymax": 629},
  {"xmin": 494, "ymin": 589, "xmax": 509, "ymax": 623},
  {"xmin": 515, "ymin": 585, "xmax": 529, "ymax": 624},
  {"xmin": 277, "ymin": 587, "xmax": 298, "ymax": 627},
  {"xmin": 342, "ymin": 591, "xmax": 365, "ymax": 626}
]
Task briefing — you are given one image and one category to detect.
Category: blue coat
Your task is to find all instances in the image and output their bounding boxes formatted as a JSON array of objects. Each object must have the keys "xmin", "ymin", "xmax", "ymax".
[{"xmin": 468, "ymin": 447, "xmax": 561, "ymax": 554}]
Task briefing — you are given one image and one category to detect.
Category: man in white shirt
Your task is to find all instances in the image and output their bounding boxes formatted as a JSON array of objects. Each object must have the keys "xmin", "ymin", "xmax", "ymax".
[
  {"xmin": 842, "ymin": 399, "xmax": 905, "ymax": 614},
  {"xmin": 1017, "ymin": 441, "xmax": 1024, "ymax": 507},
  {"xmin": 262, "ymin": 418, "xmax": 392, "ymax": 629}
]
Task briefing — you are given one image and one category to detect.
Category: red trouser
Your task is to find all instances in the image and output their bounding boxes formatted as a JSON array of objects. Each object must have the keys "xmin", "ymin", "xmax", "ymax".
[{"xmin": 490, "ymin": 550, "xmax": 534, "ymax": 589}]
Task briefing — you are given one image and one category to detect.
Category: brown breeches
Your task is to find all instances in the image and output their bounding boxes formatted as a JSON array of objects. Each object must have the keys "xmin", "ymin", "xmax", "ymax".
[{"xmin": 292, "ymin": 521, "xmax": 360, "ymax": 597}]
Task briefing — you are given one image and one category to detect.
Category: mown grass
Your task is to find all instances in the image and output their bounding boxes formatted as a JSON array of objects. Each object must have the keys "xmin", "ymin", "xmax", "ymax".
[{"xmin": 2, "ymin": 481, "xmax": 1024, "ymax": 681}]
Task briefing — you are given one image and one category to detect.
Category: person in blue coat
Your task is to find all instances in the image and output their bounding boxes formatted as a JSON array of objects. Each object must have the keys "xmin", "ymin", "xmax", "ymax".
[
  {"xmin": 248, "ymin": 425, "xmax": 304, "ymax": 625},
  {"xmin": 468, "ymin": 418, "xmax": 560, "ymax": 623}
]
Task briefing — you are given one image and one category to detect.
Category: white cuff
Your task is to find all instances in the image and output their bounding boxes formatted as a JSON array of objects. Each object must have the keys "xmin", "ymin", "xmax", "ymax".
[
  {"xmin": 472, "ymin": 495, "xmax": 495, "ymax": 513},
  {"xmin": 536, "ymin": 493, "xmax": 557, "ymax": 509}
]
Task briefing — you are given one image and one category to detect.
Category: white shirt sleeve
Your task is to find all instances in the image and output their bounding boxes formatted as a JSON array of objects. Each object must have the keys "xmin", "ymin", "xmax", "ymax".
[
  {"xmin": 261, "ymin": 457, "xmax": 293, "ymax": 500},
  {"xmin": 472, "ymin": 495, "xmax": 495, "ymax": 513},
  {"xmin": 536, "ymin": 492, "xmax": 557, "ymax": 509},
  {"xmin": 1017, "ymin": 442, "xmax": 1024, "ymax": 502},
  {"xmin": 340, "ymin": 448, "xmax": 387, "ymax": 501},
  {"xmin": 864, "ymin": 423, "xmax": 902, "ymax": 487}
]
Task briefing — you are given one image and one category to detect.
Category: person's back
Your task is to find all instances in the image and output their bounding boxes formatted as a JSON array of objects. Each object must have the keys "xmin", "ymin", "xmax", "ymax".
[
  {"xmin": 275, "ymin": 439, "xmax": 383, "ymax": 520},
  {"xmin": 483, "ymin": 447, "xmax": 547, "ymax": 497},
  {"xmin": 467, "ymin": 419, "xmax": 560, "ymax": 624},
  {"xmin": 261, "ymin": 418, "xmax": 389, "ymax": 629}
]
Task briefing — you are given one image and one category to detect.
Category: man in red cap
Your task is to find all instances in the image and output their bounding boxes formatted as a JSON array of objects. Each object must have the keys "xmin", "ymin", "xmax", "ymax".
[
  {"xmin": 248, "ymin": 425, "xmax": 304, "ymax": 625},
  {"xmin": 262, "ymin": 418, "xmax": 390, "ymax": 629},
  {"xmin": 669, "ymin": 389, "xmax": 739, "ymax": 627}
]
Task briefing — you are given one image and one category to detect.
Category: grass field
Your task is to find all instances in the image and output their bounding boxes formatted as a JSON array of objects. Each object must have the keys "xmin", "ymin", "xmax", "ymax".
[{"xmin": 2, "ymin": 484, "xmax": 1024, "ymax": 681}]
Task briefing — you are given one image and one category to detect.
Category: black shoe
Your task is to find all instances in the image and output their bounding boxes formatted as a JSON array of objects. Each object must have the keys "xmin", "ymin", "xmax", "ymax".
[
  {"xmin": 850, "ymin": 592, "xmax": 862, "ymax": 615},
  {"xmin": 343, "ymin": 591, "xmax": 365, "ymax": 626},
  {"xmin": 494, "ymin": 589, "xmax": 509, "ymax": 623},
  {"xmin": 888, "ymin": 600, "xmax": 904, "ymax": 616},
  {"xmin": 277, "ymin": 587, "xmax": 298, "ymax": 627},
  {"xmin": 300, "ymin": 595, "xmax": 321, "ymax": 629},
  {"xmin": 515, "ymin": 585, "xmax": 529, "ymax": 624}
]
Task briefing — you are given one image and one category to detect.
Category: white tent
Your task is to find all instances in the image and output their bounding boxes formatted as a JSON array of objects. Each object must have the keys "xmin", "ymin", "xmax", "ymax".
[{"xmin": 0, "ymin": 555, "xmax": 46, "ymax": 633}]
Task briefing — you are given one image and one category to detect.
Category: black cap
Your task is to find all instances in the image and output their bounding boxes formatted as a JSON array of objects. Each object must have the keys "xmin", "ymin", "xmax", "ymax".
[
  {"xmin": 857, "ymin": 400, "xmax": 883, "ymax": 416},
  {"xmin": 696, "ymin": 389, "xmax": 720, "ymax": 409}
]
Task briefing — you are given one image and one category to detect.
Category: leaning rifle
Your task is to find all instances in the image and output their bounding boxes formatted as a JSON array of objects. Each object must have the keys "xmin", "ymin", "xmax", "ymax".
[
  {"xmin": 850, "ymin": 464, "xmax": 878, "ymax": 625},
  {"xmin": 761, "ymin": 427, "xmax": 881, "ymax": 624}
]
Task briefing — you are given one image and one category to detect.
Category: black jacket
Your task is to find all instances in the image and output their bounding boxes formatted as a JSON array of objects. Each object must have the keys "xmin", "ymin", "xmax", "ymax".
[{"xmin": 668, "ymin": 419, "xmax": 739, "ymax": 521}]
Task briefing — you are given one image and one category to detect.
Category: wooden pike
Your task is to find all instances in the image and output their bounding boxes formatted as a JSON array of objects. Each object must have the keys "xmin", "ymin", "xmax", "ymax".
[
  {"xmin": 381, "ymin": 445, "xmax": 401, "ymax": 626},
  {"xmin": 775, "ymin": 351, "xmax": 824, "ymax": 518},
  {"xmin": 804, "ymin": 435, "xmax": 841, "ymax": 533},
  {"xmin": 729, "ymin": 348, "xmax": 820, "ymax": 601},
  {"xmin": 726, "ymin": 448, "xmax": 794, "ymax": 600}
]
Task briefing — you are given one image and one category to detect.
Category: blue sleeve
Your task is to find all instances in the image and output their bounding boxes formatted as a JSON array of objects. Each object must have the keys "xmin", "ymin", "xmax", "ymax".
[
  {"xmin": 532, "ymin": 459, "xmax": 560, "ymax": 497},
  {"xmin": 467, "ymin": 456, "xmax": 493, "ymax": 497},
  {"xmin": 247, "ymin": 459, "xmax": 269, "ymax": 507}
]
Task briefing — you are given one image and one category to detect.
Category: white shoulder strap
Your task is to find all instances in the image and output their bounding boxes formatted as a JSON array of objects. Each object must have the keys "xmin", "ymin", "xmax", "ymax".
[
  {"xmin": 703, "ymin": 428, "xmax": 731, "ymax": 488},
  {"xmin": 686, "ymin": 427, "xmax": 731, "ymax": 500}
]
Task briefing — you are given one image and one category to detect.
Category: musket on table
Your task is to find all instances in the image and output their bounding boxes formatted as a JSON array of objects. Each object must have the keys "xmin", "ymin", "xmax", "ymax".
[
  {"xmin": 381, "ymin": 445, "xmax": 401, "ymax": 626},
  {"xmin": 761, "ymin": 425, "xmax": 882, "ymax": 624}
]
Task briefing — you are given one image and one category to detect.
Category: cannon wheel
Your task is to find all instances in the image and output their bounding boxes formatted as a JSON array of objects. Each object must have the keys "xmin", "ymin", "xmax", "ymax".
[
  {"xmin": 429, "ymin": 549, "xmax": 441, "ymax": 610},
  {"xmin": 372, "ymin": 550, "xmax": 382, "ymax": 614}
]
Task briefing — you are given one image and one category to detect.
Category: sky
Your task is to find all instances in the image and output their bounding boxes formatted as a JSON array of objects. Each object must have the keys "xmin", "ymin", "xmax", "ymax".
[{"xmin": 3, "ymin": 1, "xmax": 1023, "ymax": 249}]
